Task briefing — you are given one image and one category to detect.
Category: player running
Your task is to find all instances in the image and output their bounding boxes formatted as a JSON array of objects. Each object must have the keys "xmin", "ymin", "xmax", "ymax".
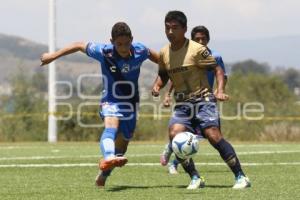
[
  {"xmin": 152, "ymin": 11, "xmax": 250, "ymax": 189},
  {"xmin": 162, "ymin": 25, "xmax": 227, "ymax": 175},
  {"xmin": 40, "ymin": 22, "xmax": 159, "ymax": 188}
]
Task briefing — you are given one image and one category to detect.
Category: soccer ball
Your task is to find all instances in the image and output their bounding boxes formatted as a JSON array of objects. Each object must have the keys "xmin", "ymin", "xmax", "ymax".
[{"xmin": 171, "ymin": 132, "xmax": 199, "ymax": 159}]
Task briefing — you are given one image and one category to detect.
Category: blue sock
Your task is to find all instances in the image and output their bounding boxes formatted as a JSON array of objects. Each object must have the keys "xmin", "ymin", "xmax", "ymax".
[
  {"xmin": 213, "ymin": 138, "xmax": 245, "ymax": 177},
  {"xmin": 172, "ymin": 159, "xmax": 179, "ymax": 167},
  {"xmin": 100, "ymin": 128, "xmax": 118, "ymax": 159}
]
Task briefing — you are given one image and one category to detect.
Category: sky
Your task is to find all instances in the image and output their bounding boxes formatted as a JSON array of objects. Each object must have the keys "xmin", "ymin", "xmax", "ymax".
[{"xmin": 0, "ymin": 0, "xmax": 299, "ymax": 49}]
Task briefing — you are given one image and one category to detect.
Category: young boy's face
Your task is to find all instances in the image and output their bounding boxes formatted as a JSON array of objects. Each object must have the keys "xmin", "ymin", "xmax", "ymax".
[
  {"xmin": 111, "ymin": 36, "xmax": 133, "ymax": 58},
  {"xmin": 192, "ymin": 32, "xmax": 209, "ymax": 46},
  {"xmin": 165, "ymin": 20, "xmax": 186, "ymax": 44}
]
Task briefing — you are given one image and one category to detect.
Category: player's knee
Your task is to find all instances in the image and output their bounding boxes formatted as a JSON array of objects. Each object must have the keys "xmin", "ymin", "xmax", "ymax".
[
  {"xmin": 204, "ymin": 126, "xmax": 223, "ymax": 145},
  {"xmin": 169, "ymin": 124, "xmax": 186, "ymax": 140},
  {"xmin": 169, "ymin": 127, "xmax": 180, "ymax": 140}
]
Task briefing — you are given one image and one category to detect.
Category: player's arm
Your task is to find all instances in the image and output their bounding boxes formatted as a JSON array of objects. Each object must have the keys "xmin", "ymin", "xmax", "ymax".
[
  {"xmin": 40, "ymin": 42, "xmax": 87, "ymax": 66},
  {"xmin": 195, "ymin": 46, "xmax": 228, "ymax": 101},
  {"xmin": 163, "ymin": 82, "xmax": 174, "ymax": 107},
  {"xmin": 151, "ymin": 52, "xmax": 169, "ymax": 96},
  {"xmin": 215, "ymin": 65, "xmax": 229, "ymax": 101},
  {"xmin": 152, "ymin": 71, "xmax": 169, "ymax": 97},
  {"xmin": 148, "ymin": 49, "xmax": 159, "ymax": 64},
  {"xmin": 215, "ymin": 55, "xmax": 228, "ymax": 90}
]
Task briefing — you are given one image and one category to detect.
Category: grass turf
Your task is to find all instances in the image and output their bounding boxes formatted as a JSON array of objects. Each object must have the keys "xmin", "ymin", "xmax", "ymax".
[{"xmin": 0, "ymin": 142, "xmax": 299, "ymax": 200}]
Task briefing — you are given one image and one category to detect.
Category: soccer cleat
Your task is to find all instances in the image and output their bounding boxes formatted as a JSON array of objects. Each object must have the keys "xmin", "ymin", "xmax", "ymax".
[
  {"xmin": 160, "ymin": 144, "xmax": 173, "ymax": 166},
  {"xmin": 168, "ymin": 163, "xmax": 179, "ymax": 174},
  {"xmin": 187, "ymin": 176, "xmax": 205, "ymax": 190},
  {"xmin": 232, "ymin": 175, "xmax": 251, "ymax": 189},
  {"xmin": 95, "ymin": 173, "xmax": 106, "ymax": 188},
  {"xmin": 99, "ymin": 156, "xmax": 128, "ymax": 171}
]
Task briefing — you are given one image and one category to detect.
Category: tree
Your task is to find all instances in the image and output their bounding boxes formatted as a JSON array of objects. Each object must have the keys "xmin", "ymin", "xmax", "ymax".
[{"xmin": 231, "ymin": 59, "xmax": 271, "ymax": 75}]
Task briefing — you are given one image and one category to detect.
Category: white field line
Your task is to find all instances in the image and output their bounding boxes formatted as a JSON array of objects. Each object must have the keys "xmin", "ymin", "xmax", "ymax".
[
  {"xmin": 1, "ymin": 162, "xmax": 300, "ymax": 168},
  {"xmin": 0, "ymin": 150, "xmax": 300, "ymax": 161},
  {"xmin": 0, "ymin": 144, "xmax": 293, "ymax": 150}
]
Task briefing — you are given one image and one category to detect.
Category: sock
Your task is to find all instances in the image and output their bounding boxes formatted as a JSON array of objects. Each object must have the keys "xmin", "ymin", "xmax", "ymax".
[
  {"xmin": 176, "ymin": 156, "xmax": 200, "ymax": 179},
  {"xmin": 167, "ymin": 142, "xmax": 173, "ymax": 153},
  {"xmin": 101, "ymin": 170, "xmax": 112, "ymax": 178},
  {"xmin": 172, "ymin": 159, "xmax": 180, "ymax": 167},
  {"xmin": 212, "ymin": 138, "xmax": 245, "ymax": 177},
  {"xmin": 100, "ymin": 128, "xmax": 118, "ymax": 159}
]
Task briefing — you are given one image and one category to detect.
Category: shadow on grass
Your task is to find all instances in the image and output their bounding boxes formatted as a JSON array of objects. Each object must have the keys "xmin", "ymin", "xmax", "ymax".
[
  {"xmin": 106, "ymin": 184, "xmax": 232, "ymax": 192},
  {"xmin": 205, "ymin": 184, "xmax": 232, "ymax": 188},
  {"xmin": 106, "ymin": 184, "xmax": 174, "ymax": 192}
]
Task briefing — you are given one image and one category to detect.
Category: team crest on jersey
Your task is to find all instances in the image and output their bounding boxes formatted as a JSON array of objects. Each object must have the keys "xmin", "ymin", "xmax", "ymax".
[
  {"xmin": 121, "ymin": 64, "xmax": 130, "ymax": 73},
  {"xmin": 201, "ymin": 49, "xmax": 210, "ymax": 58}
]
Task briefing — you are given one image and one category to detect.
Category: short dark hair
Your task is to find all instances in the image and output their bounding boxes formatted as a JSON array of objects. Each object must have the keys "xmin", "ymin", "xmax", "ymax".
[
  {"xmin": 165, "ymin": 10, "xmax": 187, "ymax": 28},
  {"xmin": 111, "ymin": 22, "xmax": 132, "ymax": 40},
  {"xmin": 191, "ymin": 26, "xmax": 210, "ymax": 42}
]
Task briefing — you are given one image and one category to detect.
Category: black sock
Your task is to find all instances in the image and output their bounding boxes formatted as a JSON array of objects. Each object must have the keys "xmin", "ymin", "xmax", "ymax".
[
  {"xmin": 176, "ymin": 156, "xmax": 200, "ymax": 179},
  {"xmin": 212, "ymin": 138, "xmax": 245, "ymax": 177}
]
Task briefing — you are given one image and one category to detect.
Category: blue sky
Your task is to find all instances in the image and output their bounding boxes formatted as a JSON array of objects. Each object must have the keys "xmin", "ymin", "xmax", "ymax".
[{"xmin": 1, "ymin": 0, "xmax": 299, "ymax": 48}]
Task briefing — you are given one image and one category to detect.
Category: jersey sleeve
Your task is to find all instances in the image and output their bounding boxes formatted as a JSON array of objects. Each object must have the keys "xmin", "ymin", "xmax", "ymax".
[
  {"xmin": 195, "ymin": 46, "xmax": 217, "ymax": 70},
  {"xmin": 135, "ymin": 42, "xmax": 150, "ymax": 61},
  {"xmin": 85, "ymin": 42, "xmax": 105, "ymax": 62}
]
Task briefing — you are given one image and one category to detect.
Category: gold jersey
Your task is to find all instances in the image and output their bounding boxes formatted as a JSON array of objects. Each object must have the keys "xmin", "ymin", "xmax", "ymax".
[{"xmin": 159, "ymin": 39, "xmax": 217, "ymax": 102}]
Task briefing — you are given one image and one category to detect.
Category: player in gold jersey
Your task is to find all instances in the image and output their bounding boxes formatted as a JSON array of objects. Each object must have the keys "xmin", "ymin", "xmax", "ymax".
[{"xmin": 152, "ymin": 10, "xmax": 250, "ymax": 190}]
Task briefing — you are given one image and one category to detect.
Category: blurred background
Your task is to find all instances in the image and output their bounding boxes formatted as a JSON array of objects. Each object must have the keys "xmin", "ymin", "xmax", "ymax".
[{"xmin": 0, "ymin": 0, "xmax": 299, "ymax": 142}]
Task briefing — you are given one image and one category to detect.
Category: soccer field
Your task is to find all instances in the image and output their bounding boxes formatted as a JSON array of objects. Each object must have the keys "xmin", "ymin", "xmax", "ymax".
[{"xmin": 0, "ymin": 142, "xmax": 299, "ymax": 200}]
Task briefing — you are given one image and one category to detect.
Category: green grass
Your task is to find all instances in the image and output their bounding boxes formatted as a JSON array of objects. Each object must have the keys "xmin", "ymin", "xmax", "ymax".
[{"xmin": 0, "ymin": 142, "xmax": 300, "ymax": 200}]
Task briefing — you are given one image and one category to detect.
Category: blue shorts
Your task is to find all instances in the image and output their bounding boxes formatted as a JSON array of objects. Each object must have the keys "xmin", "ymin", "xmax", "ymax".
[
  {"xmin": 99, "ymin": 102, "xmax": 137, "ymax": 140},
  {"xmin": 169, "ymin": 94, "xmax": 220, "ymax": 137}
]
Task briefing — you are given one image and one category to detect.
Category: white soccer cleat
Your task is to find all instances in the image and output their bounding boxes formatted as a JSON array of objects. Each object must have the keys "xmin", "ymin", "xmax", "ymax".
[
  {"xmin": 232, "ymin": 175, "xmax": 251, "ymax": 189},
  {"xmin": 187, "ymin": 176, "xmax": 205, "ymax": 190},
  {"xmin": 168, "ymin": 163, "xmax": 179, "ymax": 174}
]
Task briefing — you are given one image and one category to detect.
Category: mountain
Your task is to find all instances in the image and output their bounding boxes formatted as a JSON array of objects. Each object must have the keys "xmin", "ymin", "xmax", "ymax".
[
  {"xmin": 151, "ymin": 35, "xmax": 300, "ymax": 69},
  {"xmin": 0, "ymin": 33, "xmax": 92, "ymax": 63},
  {"xmin": 0, "ymin": 33, "xmax": 157, "ymax": 88}
]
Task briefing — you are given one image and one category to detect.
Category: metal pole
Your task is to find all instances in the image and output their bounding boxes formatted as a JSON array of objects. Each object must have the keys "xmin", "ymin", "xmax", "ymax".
[{"xmin": 48, "ymin": 0, "xmax": 57, "ymax": 142}]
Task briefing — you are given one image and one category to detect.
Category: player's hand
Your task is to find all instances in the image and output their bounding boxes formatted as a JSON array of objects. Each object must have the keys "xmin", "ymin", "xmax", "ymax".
[
  {"xmin": 163, "ymin": 95, "xmax": 171, "ymax": 107},
  {"xmin": 151, "ymin": 85, "xmax": 160, "ymax": 97},
  {"xmin": 215, "ymin": 91, "xmax": 229, "ymax": 101},
  {"xmin": 40, "ymin": 53, "xmax": 55, "ymax": 66}
]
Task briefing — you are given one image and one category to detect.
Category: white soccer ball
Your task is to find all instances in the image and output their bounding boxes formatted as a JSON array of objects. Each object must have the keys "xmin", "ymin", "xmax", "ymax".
[{"xmin": 171, "ymin": 132, "xmax": 199, "ymax": 159}]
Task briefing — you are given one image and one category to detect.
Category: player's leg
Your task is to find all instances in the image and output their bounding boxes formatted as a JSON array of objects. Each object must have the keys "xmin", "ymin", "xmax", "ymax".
[
  {"xmin": 168, "ymin": 158, "xmax": 180, "ymax": 174},
  {"xmin": 98, "ymin": 103, "xmax": 129, "ymax": 172},
  {"xmin": 169, "ymin": 125, "xmax": 203, "ymax": 189},
  {"xmin": 160, "ymin": 123, "xmax": 186, "ymax": 166},
  {"xmin": 199, "ymin": 98, "xmax": 250, "ymax": 189},
  {"xmin": 204, "ymin": 127, "xmax": 250, "ymax": 188},
  {"xmin": 161, "ymin": 103, "xmax": 193, "ymax": 165},
  {"xmin": 96, "ymin": 132, "xmax": 129, "ymax": 187}
]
